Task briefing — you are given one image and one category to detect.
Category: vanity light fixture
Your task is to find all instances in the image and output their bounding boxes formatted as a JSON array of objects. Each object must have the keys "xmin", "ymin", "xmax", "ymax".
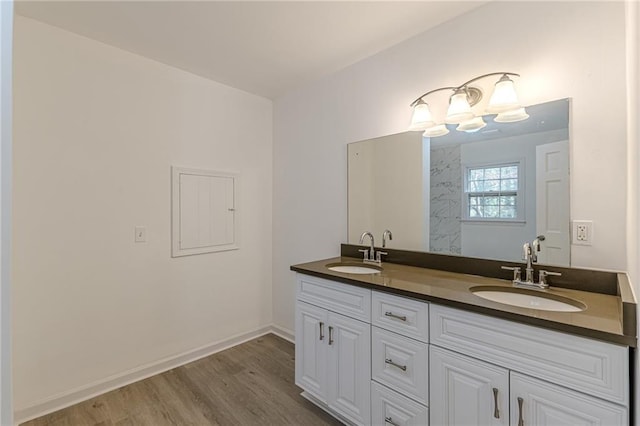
[{"xmin": 409, "ymin": 72, "xmax": 527, "ymax": 137}]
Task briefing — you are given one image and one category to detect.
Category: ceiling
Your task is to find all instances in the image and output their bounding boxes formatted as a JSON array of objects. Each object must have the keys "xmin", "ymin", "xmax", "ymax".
[{"xmin": 15, "ymin": 1, "xmax": 484, "ymax": 99}]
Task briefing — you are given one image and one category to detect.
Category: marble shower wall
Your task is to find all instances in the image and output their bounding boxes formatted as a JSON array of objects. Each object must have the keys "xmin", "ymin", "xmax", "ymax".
[{"xmin": 430, "ymin": 145, "xmax": 462, "ymax": 254}]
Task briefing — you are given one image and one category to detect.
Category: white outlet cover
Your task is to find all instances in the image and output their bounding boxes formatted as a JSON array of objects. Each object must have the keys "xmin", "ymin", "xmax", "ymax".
[
  {"xmin": 572, "ymin": 220, "xmax": 593, "ymax": 246},
  {"xmin": 135, "ymin": 226, "xmax": 146, "ymax": 243}
]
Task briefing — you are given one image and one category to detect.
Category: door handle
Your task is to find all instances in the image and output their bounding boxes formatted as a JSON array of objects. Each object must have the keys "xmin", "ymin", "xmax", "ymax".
[
  {"xmin": 384, "ymin": 358, "xmax": 407, "ymax": 371},
  {"xmin": 517, "ymin": 397, "xmax": 524, "ymax": 426},
  {"xmin": 492, "ymin": 387, "xmax": 500, "ymax": 419},
  {"xmin": 328, "ymin": 326, "xmax": 334, "ymax": 345},
  {"xmin": 384, "ymin": 311, "xmax": 407, "ymax": 321},
  {"xmin": 384, "ymin": 416, "xmax": 399, "ymax": 426},
  {"xmin": 319, "ymin": 322, "xmax": 324, "ymax": 340}
]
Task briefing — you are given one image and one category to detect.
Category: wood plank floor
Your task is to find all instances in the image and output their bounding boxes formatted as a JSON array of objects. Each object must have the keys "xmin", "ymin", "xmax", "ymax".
[{"xmin": 22, "ymin": 334, "xmax": 342, "ymax": 426}]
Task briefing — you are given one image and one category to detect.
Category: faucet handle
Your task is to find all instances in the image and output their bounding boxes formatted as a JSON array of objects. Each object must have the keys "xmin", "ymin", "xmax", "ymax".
[
  {"xmin": 376, "ymin": 251, "xmax": 388, "ymax": 263},
  {"xmin": 501, "ymin": 266, "xmax": 522, "ymax": 282},
  {"xmin": 358, "ymin": 249, "xmax": 370, "ymax": 261},
  {"xmin": 538, "ymin": 270, "xmax": 561, "ymax": 286}
]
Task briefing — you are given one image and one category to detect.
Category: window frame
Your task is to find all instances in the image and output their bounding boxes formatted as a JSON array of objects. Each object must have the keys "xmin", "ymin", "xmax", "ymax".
[{"xmin": 461, "ymin": 160, "xmax": 526, "ymax": 223}]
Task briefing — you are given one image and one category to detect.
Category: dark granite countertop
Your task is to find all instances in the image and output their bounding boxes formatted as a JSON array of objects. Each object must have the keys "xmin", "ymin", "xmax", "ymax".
[{"xmin": 291, "ymin": 256, "xmax": 637, "ymax": 347}]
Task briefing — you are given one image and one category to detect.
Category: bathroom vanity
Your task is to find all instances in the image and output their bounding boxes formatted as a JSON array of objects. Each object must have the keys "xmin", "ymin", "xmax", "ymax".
[{"xmin": 291, "ymin": 246, "xmax": 636, "ymax": 426}]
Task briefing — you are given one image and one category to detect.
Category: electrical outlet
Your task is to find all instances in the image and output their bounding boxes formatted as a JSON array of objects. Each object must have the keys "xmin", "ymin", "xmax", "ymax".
[{"xmin": 572, "ymin": 220, "xmax": 593, "ymax": 246}]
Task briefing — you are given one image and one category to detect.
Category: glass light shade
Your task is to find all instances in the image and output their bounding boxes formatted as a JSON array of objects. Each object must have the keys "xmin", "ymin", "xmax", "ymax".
[
  {"xmin": 423, "ymin": 124, "xmax": 449, "ymax": 138},
  {"xmin": 487, "ymin": 75, "xmax": 521, "ymax": 113},
  {"xmin": 494, "ymin": 107, "xmax": 530, "ymax": 123},
  {"xmin": 445, "ymin": 91, "xmax": 475, "ymax": 124},
  {"xmin": 457, "ymin": 116, "xmax": 487, "ymax": 133},
  {"xmin": 409, "ymin": 101, "xmax": 436, "ymax": 130}
]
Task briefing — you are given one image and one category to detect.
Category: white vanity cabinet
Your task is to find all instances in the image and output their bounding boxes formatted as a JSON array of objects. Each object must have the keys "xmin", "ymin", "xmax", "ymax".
[
  {"xmin": 429, "ymin": 304, "xmax": 629, "ymax": 426},
  {"xmin": 295, "ymin": 275, "xmax": 372, "ymax": 425},
  {"xmin": 294, "ymin": 272, "xmax": 631, "ymax": 426}
]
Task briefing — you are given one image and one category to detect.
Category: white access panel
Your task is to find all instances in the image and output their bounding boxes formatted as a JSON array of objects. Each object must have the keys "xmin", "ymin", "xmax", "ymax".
[{"xmin": 172, "ymin": 166, "xmax": 238, "ymax": 257}]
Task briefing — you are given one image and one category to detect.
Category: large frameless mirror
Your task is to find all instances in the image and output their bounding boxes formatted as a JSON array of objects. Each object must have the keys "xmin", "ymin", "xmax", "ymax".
[{"xmin": 348, "ymin": 98, "xmax": 570, "ymax": 266}]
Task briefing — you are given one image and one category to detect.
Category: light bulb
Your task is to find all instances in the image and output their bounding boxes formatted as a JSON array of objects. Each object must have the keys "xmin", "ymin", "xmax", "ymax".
[
  {"xmin": 423, "ymin": 124, "xmax": 449, "ymax": 138},
  {"xmin": 445, "ymin": 89, "xmax": 475, "ymax": 124},
  {"xmin": 457, "ymin": 116, "xmax": 487, "ymax": 132},
  {"xmin": 487, "ymin": 74, "xmax": 521, "ymax": 113},
  {"xmin": 409, "ymin": 100, "xmax": 436, "ymax": 131},
  {"xmin": 495, "ymin": 107, "xmax": 529, "ymax": 123}
]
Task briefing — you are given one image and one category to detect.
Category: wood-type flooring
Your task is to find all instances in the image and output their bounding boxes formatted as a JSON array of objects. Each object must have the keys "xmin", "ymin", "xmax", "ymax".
[{"xmin": 22, "ymin": 334, "xmax": 342, "ymax": 426}]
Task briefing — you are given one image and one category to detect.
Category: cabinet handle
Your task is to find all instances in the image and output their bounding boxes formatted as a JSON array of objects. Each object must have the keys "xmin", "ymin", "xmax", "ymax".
[
  {"xmin": 384, "ymin": 358, "xmax": 407, "ymax": 371},
  {"xmin": 492, "ymin": 387, "xmax": 500, "ymax": 419},
  {"xmin": 385, "ymin": 416, "xmax": 399, "ymax": 426},
  {"xmin": 328, "ymin": 326, "xmax": 334, "ymax": 345},
  {"xmin": 384, "ymin": 311, "xmax": 407, "ymax": 321},
  {"xmin": 319, "ymin": 322, "xmax": 324, "ymax": 341},
  {"xmin": 517, "ymin": 397, "xmax": 524, "ymax": 426}
]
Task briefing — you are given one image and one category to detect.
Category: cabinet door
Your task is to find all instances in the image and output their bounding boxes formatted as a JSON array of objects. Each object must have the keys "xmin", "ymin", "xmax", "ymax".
[
  {"xmin": 295, "ymin": 301, "xmax": 328, "ymax": 403},
  {"xmin": 327, "ymin": 311, "xmax": 371, "ymax": 426},
  {"xmin": 430, "ymin": 346, "xmax": 509, "ymax": 426},
  {"xmin": 510, "ymin": 372, "xmax": 627, "ymax": 426}
]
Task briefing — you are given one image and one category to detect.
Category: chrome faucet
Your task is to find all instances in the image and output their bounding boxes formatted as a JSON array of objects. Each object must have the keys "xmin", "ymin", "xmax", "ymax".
[
  {"xmin": 359, "ymin": 231, "xmax": 387, "ymax": 265},
  {"xmin": 382, "ymin": 229, "xmax": 393, "ymax": 248},
  {"xmin": 502, "ymin": 235, "xmax": 560, "ymax": 289},
  {"xmin": 359, "ymin": 231, "xmax": 375, "ymax": 262},
  {"xmin": 522, "ymin": 242, "xmax": 535, "ymax": 284},
  {"xmin": 531, "ymin": 235, "xmax": 545, "ymax": 263}
]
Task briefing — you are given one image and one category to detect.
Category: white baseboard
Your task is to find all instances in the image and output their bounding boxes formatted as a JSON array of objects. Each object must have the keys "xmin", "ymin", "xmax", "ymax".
[
  {"xmin": 270, "ymin": 324, "xmax": 294, "ymax": 343},
  {"xmin": 14, "ymin": 324, "xmax": 292, "ymax": 425}
]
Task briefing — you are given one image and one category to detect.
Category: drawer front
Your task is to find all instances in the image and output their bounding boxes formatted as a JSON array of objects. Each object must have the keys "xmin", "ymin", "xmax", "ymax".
[
  {"xmin": 372, "ymin": 327, "xmax": 428, "ymax": 405},
  {"xmin": 430, "ymin": 304, "xmax": 629, "ymax": 406},
  {"xmin": 372, "ymin": 291, "xmax": 429, "ymax": 343},
  {"xmin": 371, "ymin": 381, "xmax": 428, "ymax": 426},
  {"xmin": 296, "ymin": 274, "xmax": 371, "ymax": 322}
]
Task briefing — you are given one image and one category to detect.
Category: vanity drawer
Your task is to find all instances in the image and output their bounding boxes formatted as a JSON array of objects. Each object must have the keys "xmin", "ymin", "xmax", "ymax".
[
  {"xmin": 372, "ymin": 291, "xmax": 429, "ymax": 343},
  {"xmin": 430, "ymin": 304, "xmax": 629, "ymax": 405},
  {"xmin": 371, "ymin": 381, "xmax": 428, "ymax": 426},
  {"xmin": 372, "ymin": 326, "xmax": 428, "ymax": 405},
  {"xmin": 296, "ymin": 274, "xmax": 371, "ymax": 322}
]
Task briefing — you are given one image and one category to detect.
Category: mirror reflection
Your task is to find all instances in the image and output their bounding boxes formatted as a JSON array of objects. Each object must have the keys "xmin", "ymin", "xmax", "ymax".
[{"xmin": 348, "ymin": 98, "xmax": 570, "ymax": 266}]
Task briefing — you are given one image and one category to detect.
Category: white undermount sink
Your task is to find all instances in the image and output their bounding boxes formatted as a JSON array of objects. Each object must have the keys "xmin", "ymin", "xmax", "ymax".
[
  {"xmin": 326, "ymin": 262, "xmax": 382, "ymax": 274},
  {"xmin": 470, "ymin": 286, "xmax": 586, "ymax": 312}
]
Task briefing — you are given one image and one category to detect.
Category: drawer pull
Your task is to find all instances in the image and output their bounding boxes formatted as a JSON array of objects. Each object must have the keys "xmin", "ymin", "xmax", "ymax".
[
  {"xmin": 319, "ymin": 322, "xmax": 324, "ymax": 341},
  {"xmin": 492, "ymin": 387, "xmax": 500, "ymax": 419},
  {"xmin": 385, "ymin": 416, "xmax": 400, "ymax": 426},
  {"xmin": 517, "ymin": 397, "xmax": 524, "ymax": 426},
  {"xmin": 385, "ymin": 358, "xmax": 407, "ymax": 371},
  {"xmin": 328, "ymin": 326, "xmax": 334, "ymax": 345},
  {"xmin": 384, "ymin": 311, "xmax": 407, "ymax": 321}
]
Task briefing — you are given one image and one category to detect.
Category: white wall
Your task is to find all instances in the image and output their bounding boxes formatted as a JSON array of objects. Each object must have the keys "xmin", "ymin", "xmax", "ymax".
[
  {"xmin": 273, "ymin": 1, "xmax": 628, "ymax": 332},
  {"xmin": 12, "ymin": 16, "xmax": 273, "ymax": 420},
  {"xmin": 0, "ymin": 2, "xmax": 12, "ymax": 425}
]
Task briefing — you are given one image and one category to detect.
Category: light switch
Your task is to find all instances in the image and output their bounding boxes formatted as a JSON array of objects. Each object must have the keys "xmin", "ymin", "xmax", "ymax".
[{"xmin": 135, "ymin": 226, "xmax": 146, "ymax": 243}]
